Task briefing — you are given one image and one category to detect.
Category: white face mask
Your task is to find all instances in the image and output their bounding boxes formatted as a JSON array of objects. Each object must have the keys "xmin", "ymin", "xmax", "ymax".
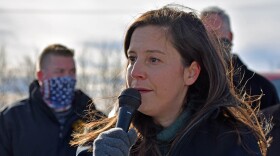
[{"xmin": 41, "ymin": 76, "xmax": 76, "ymax": 112}]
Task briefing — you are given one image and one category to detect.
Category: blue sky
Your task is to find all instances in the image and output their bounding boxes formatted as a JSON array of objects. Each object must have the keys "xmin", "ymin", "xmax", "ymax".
[{"xmin": 0, "ymin": 0, "xmax": 279, "ymax": 72}]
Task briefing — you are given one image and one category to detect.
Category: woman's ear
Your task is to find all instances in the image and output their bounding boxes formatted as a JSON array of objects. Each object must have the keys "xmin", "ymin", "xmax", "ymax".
[{"xmin": 184, "ymin": 61, "xmax": 201, "ymax": 85}]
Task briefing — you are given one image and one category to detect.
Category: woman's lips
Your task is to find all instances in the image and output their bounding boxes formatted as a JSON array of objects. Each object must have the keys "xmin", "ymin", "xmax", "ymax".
[{"xmin": 135, "ymin": 88, "xmax": 152, "ymax": 93}]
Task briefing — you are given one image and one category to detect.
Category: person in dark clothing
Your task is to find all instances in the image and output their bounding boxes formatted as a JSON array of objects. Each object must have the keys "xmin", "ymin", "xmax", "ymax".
[
  {"xmin": 201, "ymin": 6, "xmax": 279, "ymax": 110},
  {"xmin": 262, "ymin": 104, "xmax": 280, "ymax": 156},
  {"xmin": 71, "ymin": 5, "xmax": 268, "ymax": 156},
  {"xmin": 232, "ymin": 54, "xmax": 279, "ymax": 109},
  {"xmin": 0, "ymin": 44, "xmax": 103, "ymax": 156}
]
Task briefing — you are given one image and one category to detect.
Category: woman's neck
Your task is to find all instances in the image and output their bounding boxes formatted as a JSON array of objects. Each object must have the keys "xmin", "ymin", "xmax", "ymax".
[{"xmin": 153, "ymin": 109, "xmax": 183, "ymax": 128}]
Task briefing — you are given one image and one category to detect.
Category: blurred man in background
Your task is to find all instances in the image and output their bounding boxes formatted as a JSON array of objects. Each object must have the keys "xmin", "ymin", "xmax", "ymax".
[
  {"xmin": 0, "ymin": 44, "xmax": 103, "ymax": 156},
  {"xmin": 201, "ymin": 6, "xmax": 279, "ymax": 110}
]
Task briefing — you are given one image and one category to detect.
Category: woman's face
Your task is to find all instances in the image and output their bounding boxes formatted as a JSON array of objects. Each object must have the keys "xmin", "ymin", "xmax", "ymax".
[{"xmin": 126, "ymin": 25, "xmax": 199, "ymax": 127}]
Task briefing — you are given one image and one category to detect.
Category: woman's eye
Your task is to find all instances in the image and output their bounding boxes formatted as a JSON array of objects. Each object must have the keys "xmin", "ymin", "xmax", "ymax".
[
  {"xmin": 150, "ymin": 57, "xmax": 160, "ymax": 63},
  {"xmin": 128, "ymin": 56, "xmax": 137, "ymax": 63}
]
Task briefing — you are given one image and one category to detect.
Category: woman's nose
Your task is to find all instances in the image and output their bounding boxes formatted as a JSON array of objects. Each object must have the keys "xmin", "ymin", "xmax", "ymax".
[{"xmin": 130, "ymin": 60, "xmax": 146, "ymax": 80}]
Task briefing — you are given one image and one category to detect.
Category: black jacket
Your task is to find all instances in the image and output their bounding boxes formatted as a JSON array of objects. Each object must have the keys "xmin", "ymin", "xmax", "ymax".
[
  {"xmin": 0, "ymin": 80, "xmax": 100, "ymax": 156},
  {"xmin": 262, "ymin": 104, "xmax": 280, "ymax": 156},
  {"xmin": 77, "ymin": 110, "xmax": 261, "ymax": 156},
  {"xmin": 167, "ymin": 115, "xmax": 261, "ymax": 156},
  {"xmin": 233, "ymin": 54, "xmax": 279, "ymax": 109}
]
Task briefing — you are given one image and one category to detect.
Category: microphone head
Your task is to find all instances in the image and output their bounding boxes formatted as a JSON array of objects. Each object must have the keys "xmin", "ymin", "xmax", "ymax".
[{"xmin": 118, "ymin": 88, "xmax": 141, "ymax": 109}]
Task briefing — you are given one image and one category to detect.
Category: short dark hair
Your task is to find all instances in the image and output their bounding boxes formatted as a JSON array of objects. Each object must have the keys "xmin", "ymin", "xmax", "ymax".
[{"xmin": 38, "ymin": 44, "xmax": 74, "ymax": 70}]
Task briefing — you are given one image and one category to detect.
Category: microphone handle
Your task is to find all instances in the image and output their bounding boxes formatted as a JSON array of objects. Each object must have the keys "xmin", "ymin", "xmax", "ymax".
[{"xmin": 116, "ymin": 106, "xmax": 135, "ymax": 132}]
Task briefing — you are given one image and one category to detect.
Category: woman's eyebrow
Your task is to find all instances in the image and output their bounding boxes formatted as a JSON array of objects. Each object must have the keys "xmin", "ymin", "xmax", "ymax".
[
  {"xmin": 127, "ymin": 50, "xmax": 136, "ymax": 55},
  {"xmin": 146, "ymin": 50, "xmax": 166, "ymax": 55},
  {"xmin": 127, "ymin": 50, "xmax": 166, "ymax": 55}
]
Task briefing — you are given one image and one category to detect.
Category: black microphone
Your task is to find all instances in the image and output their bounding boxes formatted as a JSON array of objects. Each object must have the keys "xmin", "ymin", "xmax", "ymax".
[{"xmin": 116, "ymin": 88, "xmax": 141, "ymax": 132}]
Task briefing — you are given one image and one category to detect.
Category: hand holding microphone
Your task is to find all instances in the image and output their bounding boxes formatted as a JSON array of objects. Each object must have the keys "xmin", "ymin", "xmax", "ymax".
[
  {"xmin": 93, "ymin": 128, "xmax": 137, "ymax": 156},
  {"xmin": 92, "ymin": 88, "xmax": 141, "ymax": 156}
]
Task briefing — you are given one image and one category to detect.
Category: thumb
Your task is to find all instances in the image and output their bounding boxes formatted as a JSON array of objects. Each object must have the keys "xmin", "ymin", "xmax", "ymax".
[{"xmin": 127, "ymin": 128, "xmax": 137, "ymax": 146}]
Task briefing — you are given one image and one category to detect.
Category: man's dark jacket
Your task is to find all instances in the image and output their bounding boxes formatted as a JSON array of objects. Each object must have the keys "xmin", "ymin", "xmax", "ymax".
[
  {"xmin": 0, "ymin": 80, "xmax": 99, "ymax": 156},
  {"xmin": 262, "ymin": 104, "xmax": 280, "ymax": 156},
  {"xmin": 233, "ymin": 54, "xmax": 279, "ymax": 109}
]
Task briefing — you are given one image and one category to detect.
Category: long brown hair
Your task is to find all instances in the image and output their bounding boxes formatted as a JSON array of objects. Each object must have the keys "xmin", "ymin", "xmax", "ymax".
[{"xmin": 71, "ymin": 5, "xmax": 268, "ymax": 156}]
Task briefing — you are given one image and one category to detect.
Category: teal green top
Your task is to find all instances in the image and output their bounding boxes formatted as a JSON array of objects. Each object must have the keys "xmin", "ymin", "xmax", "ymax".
[{"xmin": 156, "ymin": 109, "xmax": 192, "ymax": 155}]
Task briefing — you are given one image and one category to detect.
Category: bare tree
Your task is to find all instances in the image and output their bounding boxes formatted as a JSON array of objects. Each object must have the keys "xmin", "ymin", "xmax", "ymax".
[
  {"xmin": 76, "ymin": 47, "xmax": 97, "ymax": 94},
  {"xmin": 97, "ymin": 43, "xmax": 125, "ymax": 114},
  {"xmin": 76, "ymin": 42, "xmax": 124, "ymax": 114},
  {"xmin": 0, "ymin": 49, "xmax": 36, "ymax": 110},
  {"xmin": 0, "ymin": 45, "xmax": 8, "ymax": 109},
  {"xmin": 9, "ymin": 54, "xmax": 36, "ymax": 97}
]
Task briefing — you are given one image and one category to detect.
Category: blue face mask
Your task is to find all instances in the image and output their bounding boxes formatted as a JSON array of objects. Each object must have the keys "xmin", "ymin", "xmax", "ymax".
[{"xmin": 41, "ymin": 76, "xmax": 76, "ymax": 112}]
